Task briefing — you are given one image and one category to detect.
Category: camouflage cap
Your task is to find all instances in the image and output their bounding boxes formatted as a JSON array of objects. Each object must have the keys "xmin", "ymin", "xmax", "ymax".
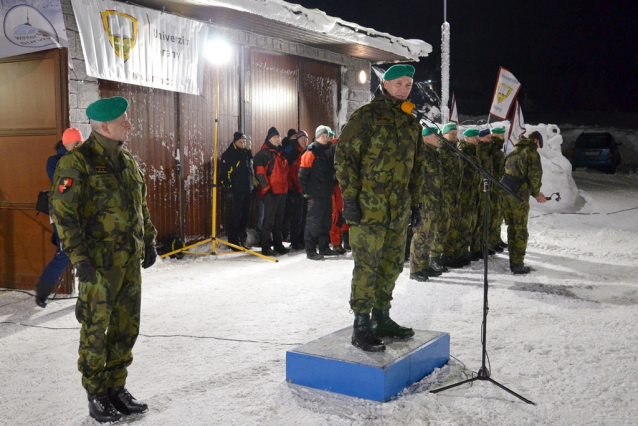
[
  {"xmin": 383, "ymin": 64, "xmax": 415, "ymax": 81},
  {"xmin": 442, "ymin": 123, "xmax": 457, "ymax": 134},
  {"xmin": 463, "ymin": 128, "xmax": 480, "ymax": 137},
  {"xmin": 86, "ymin": 96, "xmax": 129, "ymax": 121},
  {"xmin": 491, "ymin": 127, "xmax": 506, "ymax": 134}
]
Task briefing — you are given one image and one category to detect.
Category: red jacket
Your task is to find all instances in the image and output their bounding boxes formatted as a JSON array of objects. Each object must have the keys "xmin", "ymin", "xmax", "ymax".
[{"xmin": 253, "ymin": 141, "xmax": 290, "ymax": 196}]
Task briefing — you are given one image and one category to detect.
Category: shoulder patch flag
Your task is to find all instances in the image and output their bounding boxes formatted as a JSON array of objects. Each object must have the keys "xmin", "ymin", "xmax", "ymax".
[{"xmin": 59, "ymin": 177, "xmax": 74, "ymax": 194}]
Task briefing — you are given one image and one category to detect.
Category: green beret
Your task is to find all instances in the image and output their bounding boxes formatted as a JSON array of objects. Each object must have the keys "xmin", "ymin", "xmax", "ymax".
[
  {"xmin": 383, "ymin": 64, "xmax": 415, "ymax": 81},
  {"xmin": 86, "ymin": 96, "xmax": 129, "ymax": 121},
  {"xmin": 442, "ymin": 123, "xmax": 457, "ymax": 134},
  {"xmin": 463, "ymin": 128, "xmax": 479, "ymax": 137},
  {"xmin": 422, "ymin": 125, "xmax": 440, "ymax": 136},
  {"xmin": 491, "ymin": 127, "xmax": 506, "ymax": 134}
]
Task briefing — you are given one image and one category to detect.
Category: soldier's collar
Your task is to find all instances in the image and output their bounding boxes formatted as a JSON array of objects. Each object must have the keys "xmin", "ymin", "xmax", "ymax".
[{"xmin": 93, "ymin": 131, "xmax": 124, "ymax": 158}]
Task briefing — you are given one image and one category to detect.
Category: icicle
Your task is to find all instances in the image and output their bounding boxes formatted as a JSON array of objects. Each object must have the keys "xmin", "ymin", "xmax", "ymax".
[{"xmin": 441, "ymin": 22, "xmax": 450, "ymax": 124}]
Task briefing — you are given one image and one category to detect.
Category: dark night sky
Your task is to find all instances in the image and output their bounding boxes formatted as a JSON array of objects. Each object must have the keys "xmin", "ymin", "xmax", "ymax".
[{"xmin": 295, "ymin": 0, "xmax": 638, "ymax": 117}]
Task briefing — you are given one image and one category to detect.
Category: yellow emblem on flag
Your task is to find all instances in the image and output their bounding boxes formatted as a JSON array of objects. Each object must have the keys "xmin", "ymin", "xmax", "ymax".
[
  {"xmin": 101, "ymin": 10, "xmax": 138, "ymax": 62},
  {"xmin": 496, "ymin": 83, "xmax": 513, "ymax": 103}
]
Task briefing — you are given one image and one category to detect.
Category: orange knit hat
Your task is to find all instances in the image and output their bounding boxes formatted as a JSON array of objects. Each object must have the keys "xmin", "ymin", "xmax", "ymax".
[{"xmin": 62, "ymin": 127, "xmax": 83, "ymax": 145}]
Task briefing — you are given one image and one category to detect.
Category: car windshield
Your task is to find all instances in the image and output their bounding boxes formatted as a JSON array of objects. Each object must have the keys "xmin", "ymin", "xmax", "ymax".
[{"xmin": 575, "ymin": 135, "xmax": 611, "ymax": 149}]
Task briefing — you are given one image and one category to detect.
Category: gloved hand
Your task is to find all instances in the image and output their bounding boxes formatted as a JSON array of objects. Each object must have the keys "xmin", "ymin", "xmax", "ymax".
[
  {"xmin": 342, "ymin": 197, "xmax": 361, "ymax": 224},
  {"xmin": 410, "ymin": 204, "xmax": 423, "ymax": 228},
  {"xmin": 335, "ymin": 211, "xmax": 345, "ymax": 228},
  {"xmin": 75, "ymin": 259, "xmax": 96, "ymax": 282},
  {"xmin": 142, "ymin": 245, "xmax": 158, "ymax": 269}
]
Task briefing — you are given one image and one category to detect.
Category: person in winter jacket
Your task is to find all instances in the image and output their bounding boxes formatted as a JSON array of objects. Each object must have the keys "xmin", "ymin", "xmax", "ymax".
[
  {"xmin": 220, "ymin": 132, "xmax": 254, "ymax": 248},
  {"xmin": 501, "ymin": 131, "xmax": 546, "ymax": 274},
  {"xmin": 299, "ymin": 125, "xmax": 338, "ymax": 260},
  {"xmin": 281, "ymin": 129, "xmax": 308, "ymax": 250},
  {"xmin": 335, "ymin": 64, "xmax": 425, "ymax": 352},
  {"xmin": 253, "ymin": 127, "xmax": 290, "ymax": 256},
  {"xmin": 328, "ymin": 137, "xmax": 350, "ymax": 254},
  {"xmin": 35, "ymin": 128, "xmax": 84, "ymax": 308}
]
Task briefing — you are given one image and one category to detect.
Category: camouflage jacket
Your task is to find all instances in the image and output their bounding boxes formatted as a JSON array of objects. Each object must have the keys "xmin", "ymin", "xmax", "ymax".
[
  {"xmin": 491, "ymin": 136, "xmax": 506, "ymax": 180},
  {"xmin": 421, "ymin": 142, "xmax": 443, "ymax": 213},
  {"xmin": 457, "ymin": 141, "xmax": 481, "ymax": 206},
  {"xmin": 335, "ymin": 88, "xmax": 425, "ymax": 229},
  {"xmin": 49, "ymin": 132, "xmax": 157, "ymax": 265},
  {"xmin": 503, "ymin": 136, "xmax": 543, "ymax": 200},
  {"xmin": 476, "ymin": 140, "xmax": 494, "ymax": 176},
  {"xmin": 438, "ymin": 140, "xmax": 463, "ymax": 206}
]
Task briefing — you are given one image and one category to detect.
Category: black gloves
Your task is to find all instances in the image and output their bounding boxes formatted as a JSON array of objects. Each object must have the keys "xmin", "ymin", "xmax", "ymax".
[
  {"xmin": 410, "ymin": 204, "xmax": 423, "ymax": 228},
  {"xmin": 75, "ymin": 259, "xmax": 96, "ymax": 283},
  {"xmin": 336, "ymin": 211, "xmax": 345, "ymax": 228},
  {"xmin": 342, "ymin": 197, "xmax": 361, "ymax": 224},
  {"xmin": 142, "ymin": 245, "xmax": 158, "ymax": 269}
]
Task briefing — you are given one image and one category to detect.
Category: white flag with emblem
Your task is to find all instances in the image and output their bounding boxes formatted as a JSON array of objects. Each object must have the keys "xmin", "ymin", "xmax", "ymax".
[
  {"xmin": 449, "ymin": 92, "xmax": 458, "ymax": 123},
  {"xmin": 505, "ymin": 99, "xmax": 525, "ymax": 154},
  {"xmin": 489, "ymin": 67, "xmax": 521, "ymax": 120}
]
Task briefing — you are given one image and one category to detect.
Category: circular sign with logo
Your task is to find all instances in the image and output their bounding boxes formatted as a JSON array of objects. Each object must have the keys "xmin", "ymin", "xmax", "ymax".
[{"xmin": 3, "ymin": 5, "xmax": 59, "ymax": 48}]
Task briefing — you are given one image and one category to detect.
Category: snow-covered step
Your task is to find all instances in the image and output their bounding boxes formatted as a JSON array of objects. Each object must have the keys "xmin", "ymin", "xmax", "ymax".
[{"xmin": 286, "ymin": 328, "xmax": 450, "ymax": 402}]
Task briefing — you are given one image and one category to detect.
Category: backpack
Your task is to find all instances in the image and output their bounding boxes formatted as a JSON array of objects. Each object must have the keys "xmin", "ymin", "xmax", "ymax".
[{"xmin": 36, "ymin": 191, "xmax": 49, "ymax": 216}]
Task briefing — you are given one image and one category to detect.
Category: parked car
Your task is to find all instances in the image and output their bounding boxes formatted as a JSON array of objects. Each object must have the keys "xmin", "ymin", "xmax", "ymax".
[{"xmin": 570, "ymin": 132, "xmax": 622, "ymax": 174}]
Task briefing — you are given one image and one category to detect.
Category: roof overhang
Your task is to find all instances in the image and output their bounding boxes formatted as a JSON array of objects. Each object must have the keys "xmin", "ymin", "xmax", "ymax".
[{"xmin": 126, "ymin": 0, "xmax": 432, "ymax": 63}]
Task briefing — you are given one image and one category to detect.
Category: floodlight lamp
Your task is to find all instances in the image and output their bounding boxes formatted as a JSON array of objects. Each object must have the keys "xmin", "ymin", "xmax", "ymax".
[
  {"xmin": 206, "ymin": 39, "xmax": 232, "ymax": 64},
  {"xmin": 359, "ymin": 70, "xmax": 367, "ymax": 84}
]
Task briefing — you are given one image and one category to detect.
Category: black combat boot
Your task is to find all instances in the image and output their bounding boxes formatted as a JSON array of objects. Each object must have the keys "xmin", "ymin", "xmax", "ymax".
[
  {"xmin": 460, "ymin": 252, "xmax": 472, "ymax": 266},
  {"xmin": 273, "ymin": 244, "xmax": 290, "ymax": 254},
  {"xmin": 491, "ymin": 244, "xmax": 504, "ymax": 253},
  {"xmin": 352, "ymin": 312, "xmax": 385, "ymax": 352},
  {"xmin": 261, "ymin": 246, "xmax": 279, "ymax": 257},
  {"xmin": 409, "ymin": 271, "xmax": 429, "ymax": 282},
  {"xmin": 107, "ymin": 387, "xmax": 148, "ymax": 415},
  {"xmin": 318, "ymin": 246, "xmax": 339, "ymax": 256},
  {"xmin": 497, "ymin": 241, "xmax": 508, "ymax": 249},
  {"xmin": 488, "ymin": 247, "xmax": 496, "ymax": 255},
  {"xmin": 333, "ymin": 245, "xmax": 347, "ymax": 255},
  {"xmin": 425, "ymin": 266, "xmax": 443, "ymax": 277},
  {"xmin": 306, "ymin": 251, "xmax": 324, "ymax": 261},
  {"xmin": 440, "ymin": 254, "xmax": 463, "ymax": 269},
  {"xmin": 371, "ymin": 308, "xmax": 415, "ymax": 339},
  {"xmin": 35, "ymin": 281, "xmax": 55, "ymax": 308},
  {"xmin": 87, "ymin": 393, "xmax": 123, "ymax": 423},
  {"xmin": 510, "ymin": 263, "xmax": 531, "ymax": 274},
  {"xmin": 429, "ymin": 256, "xmax": 448, "ymax": 273},
  {"xmin": 470, "ymin": 251, "xmax": 483, "ymax": 261},
  {"xmin": 341, "ymin": 230, "xmax": 351, "ymax": 250}
]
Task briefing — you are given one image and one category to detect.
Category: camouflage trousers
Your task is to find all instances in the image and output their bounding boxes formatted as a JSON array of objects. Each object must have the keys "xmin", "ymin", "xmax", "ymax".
[
  {"xmin": 456, "ymin": 197, "xmax": 478, "ymax": 257},
  {"xmin": 75, "ymin": 249, "xmax": 142, "ymax": 395},
  {"xmin": 489, "ymin": 190, "xmax": 505, "ymax": 246},
  {"xmin": 442, "ymin": 204, "xmax": 461, "ymax": 256},
  {"xmin": 502, "ymin": 196, "xmax": 530, "ymax": 264},
  {"xmin": 350, "ymin": 225, "xmax": 407, "ymax": 313},
  {"xmin": 410, "ymin": 211, "xmax": 442, "ymax": 273},
  {"xmin": 471, "ymin": 189, "xmax": 488, "ymax": 253}
]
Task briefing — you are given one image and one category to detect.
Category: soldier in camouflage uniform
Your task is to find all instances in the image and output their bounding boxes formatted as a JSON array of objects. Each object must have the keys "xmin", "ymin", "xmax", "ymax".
[
  {"xmin": 50, "ymin": 97, "xmax": 157, "ymax": 423},
  {"xmin": 409, "ymin": 125, "xmax": 448, "ymax": 282},
  {"xmin": 335, "ymin": 64, "xmax": 424, "ymax": 352},
  {"xmin": 455, "ymin": 129, "xmax": 481, "ymax": 264},
  {"xmin": 501, "ymin": 131, "xmax": 546, "ymax": 274},
  {"xmin": 489, "ymin": 127, "xmax": 508, "ymax": 251},
  {"xmin": 471, "ymin": 128, "xmax": 495, "ymax": 259},
  {"xmin": 437, "ymin": 123, "xmax": 464, "ymax": 268}
]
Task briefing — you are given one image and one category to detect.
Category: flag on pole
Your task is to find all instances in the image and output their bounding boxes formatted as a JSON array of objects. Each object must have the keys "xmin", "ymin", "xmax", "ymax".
[
  {"xmin": 505, "ymin": 99, "xmax": 526, "ymax": 154},
  {"xmin": 489, "ymin": 67, "xmax": 522, "ymax": 120},
  {"xmin": 449, "ymin": 92, "xmax": 458, "ymax": 123}
]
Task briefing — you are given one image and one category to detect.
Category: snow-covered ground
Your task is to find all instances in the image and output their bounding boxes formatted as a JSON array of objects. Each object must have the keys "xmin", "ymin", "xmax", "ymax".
[{"xmin": 1, "ymin": 171, "xmax": 637, "ymax": 425}]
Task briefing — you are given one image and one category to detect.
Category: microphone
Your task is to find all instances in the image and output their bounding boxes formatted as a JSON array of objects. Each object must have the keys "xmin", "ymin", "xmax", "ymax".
[{"xmin": 401, "ymin": 101, "xmax": 432, "ymax": 127}]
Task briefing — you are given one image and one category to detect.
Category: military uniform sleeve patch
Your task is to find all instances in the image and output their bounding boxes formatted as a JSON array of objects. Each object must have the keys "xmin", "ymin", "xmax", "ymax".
[
  {"xmin": 52, "ymin": 167, "xmax": 82, "ymax": 201},
  {"xmin": 59, "ymin": 177, "xmax": 74, "ymax": 194}
]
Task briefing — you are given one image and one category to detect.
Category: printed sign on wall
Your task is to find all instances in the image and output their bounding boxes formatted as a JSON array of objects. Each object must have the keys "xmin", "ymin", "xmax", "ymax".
[
  {"xmin": 71, "ymin": 0, "xmax": 209, "ymax": 95},
  {"xmin": 0, "ymin": 0, "xmax": 68, "ymax": 59}
]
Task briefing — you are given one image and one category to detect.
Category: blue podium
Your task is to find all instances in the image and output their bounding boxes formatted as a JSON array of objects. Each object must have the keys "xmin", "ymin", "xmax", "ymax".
[{"xmin": 286, "ymin": 328, "xmax": 450, "ymax": 402}]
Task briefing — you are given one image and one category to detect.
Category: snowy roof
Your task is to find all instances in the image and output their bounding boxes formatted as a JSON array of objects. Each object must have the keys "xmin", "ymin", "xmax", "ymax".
[{"xmin": 129, "ymin": 0, "xmax": 432, "ymax": 63}]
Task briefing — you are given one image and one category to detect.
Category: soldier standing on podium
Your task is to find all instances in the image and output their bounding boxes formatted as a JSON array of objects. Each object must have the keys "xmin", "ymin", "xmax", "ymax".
[{"xmin": 335, "ymin": 64, "xmax": 424, "ymax": 352}]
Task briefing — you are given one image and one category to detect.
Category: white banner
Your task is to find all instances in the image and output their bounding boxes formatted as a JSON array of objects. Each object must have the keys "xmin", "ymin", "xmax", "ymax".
[
  {"xmin": 449, "ymin": 92, "xmax": 458, "ymax": 123},
  {"xmin": 71, "ymin": 0, "xmax": 208, "ymax": 95},
  {"xmin": 0, "ymin": 0, "xmax": 68, "ymax": 59},
  {"xmin": 489, "ymin": 67, "xmax": 521, "ymax": 120},
  {"xmin": 505, "ymin": 99, "xmax": 525, "ymax": 154}
]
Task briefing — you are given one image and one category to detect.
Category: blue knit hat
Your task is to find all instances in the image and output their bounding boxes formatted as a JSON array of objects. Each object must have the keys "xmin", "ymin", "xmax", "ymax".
[{"xmin": 479, "ymin": 128, "xmax": 491, "ymax": 137}]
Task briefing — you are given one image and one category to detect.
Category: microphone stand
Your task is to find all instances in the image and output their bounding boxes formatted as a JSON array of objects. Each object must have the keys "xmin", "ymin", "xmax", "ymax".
[{"xmin": 414, "ymin": 112, "xmax": 535, "ymax": 405}]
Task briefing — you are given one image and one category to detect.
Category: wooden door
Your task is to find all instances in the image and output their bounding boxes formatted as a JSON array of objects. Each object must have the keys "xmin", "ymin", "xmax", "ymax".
[{"xmin": 0, "ymin": 49, "xmax": 71, "ymax": 292}]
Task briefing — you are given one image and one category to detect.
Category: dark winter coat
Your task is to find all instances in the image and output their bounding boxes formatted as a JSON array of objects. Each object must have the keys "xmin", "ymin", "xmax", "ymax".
[
  {"xmin": 299, "ymin": 141, "xmax": 334, "ymax": 198},
  {"xmin": 283, "ymin": 140, "xmax": 303, "ymax": 194},
  {"xmin": 47, "ymin": 143, "xmax": 69, "ymax": 182},
  {"xmin": 220, "ymin": 142, "xmax": 255, "ymax": 192},
  {"xmin": 253, "ymin": 140, "xmax": 290, "ymax": 196}
]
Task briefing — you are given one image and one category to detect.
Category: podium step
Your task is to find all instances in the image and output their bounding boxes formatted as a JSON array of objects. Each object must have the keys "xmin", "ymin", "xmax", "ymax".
[{"xmin": 286, "ymin": 327, "xmax": 450, "ymax": 401}]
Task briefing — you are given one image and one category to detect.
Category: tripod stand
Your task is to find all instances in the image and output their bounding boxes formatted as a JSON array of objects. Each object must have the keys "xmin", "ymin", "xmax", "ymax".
[{"xmin": 406, "ymin": 108, "xmax": 535, "ymax": 404}]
